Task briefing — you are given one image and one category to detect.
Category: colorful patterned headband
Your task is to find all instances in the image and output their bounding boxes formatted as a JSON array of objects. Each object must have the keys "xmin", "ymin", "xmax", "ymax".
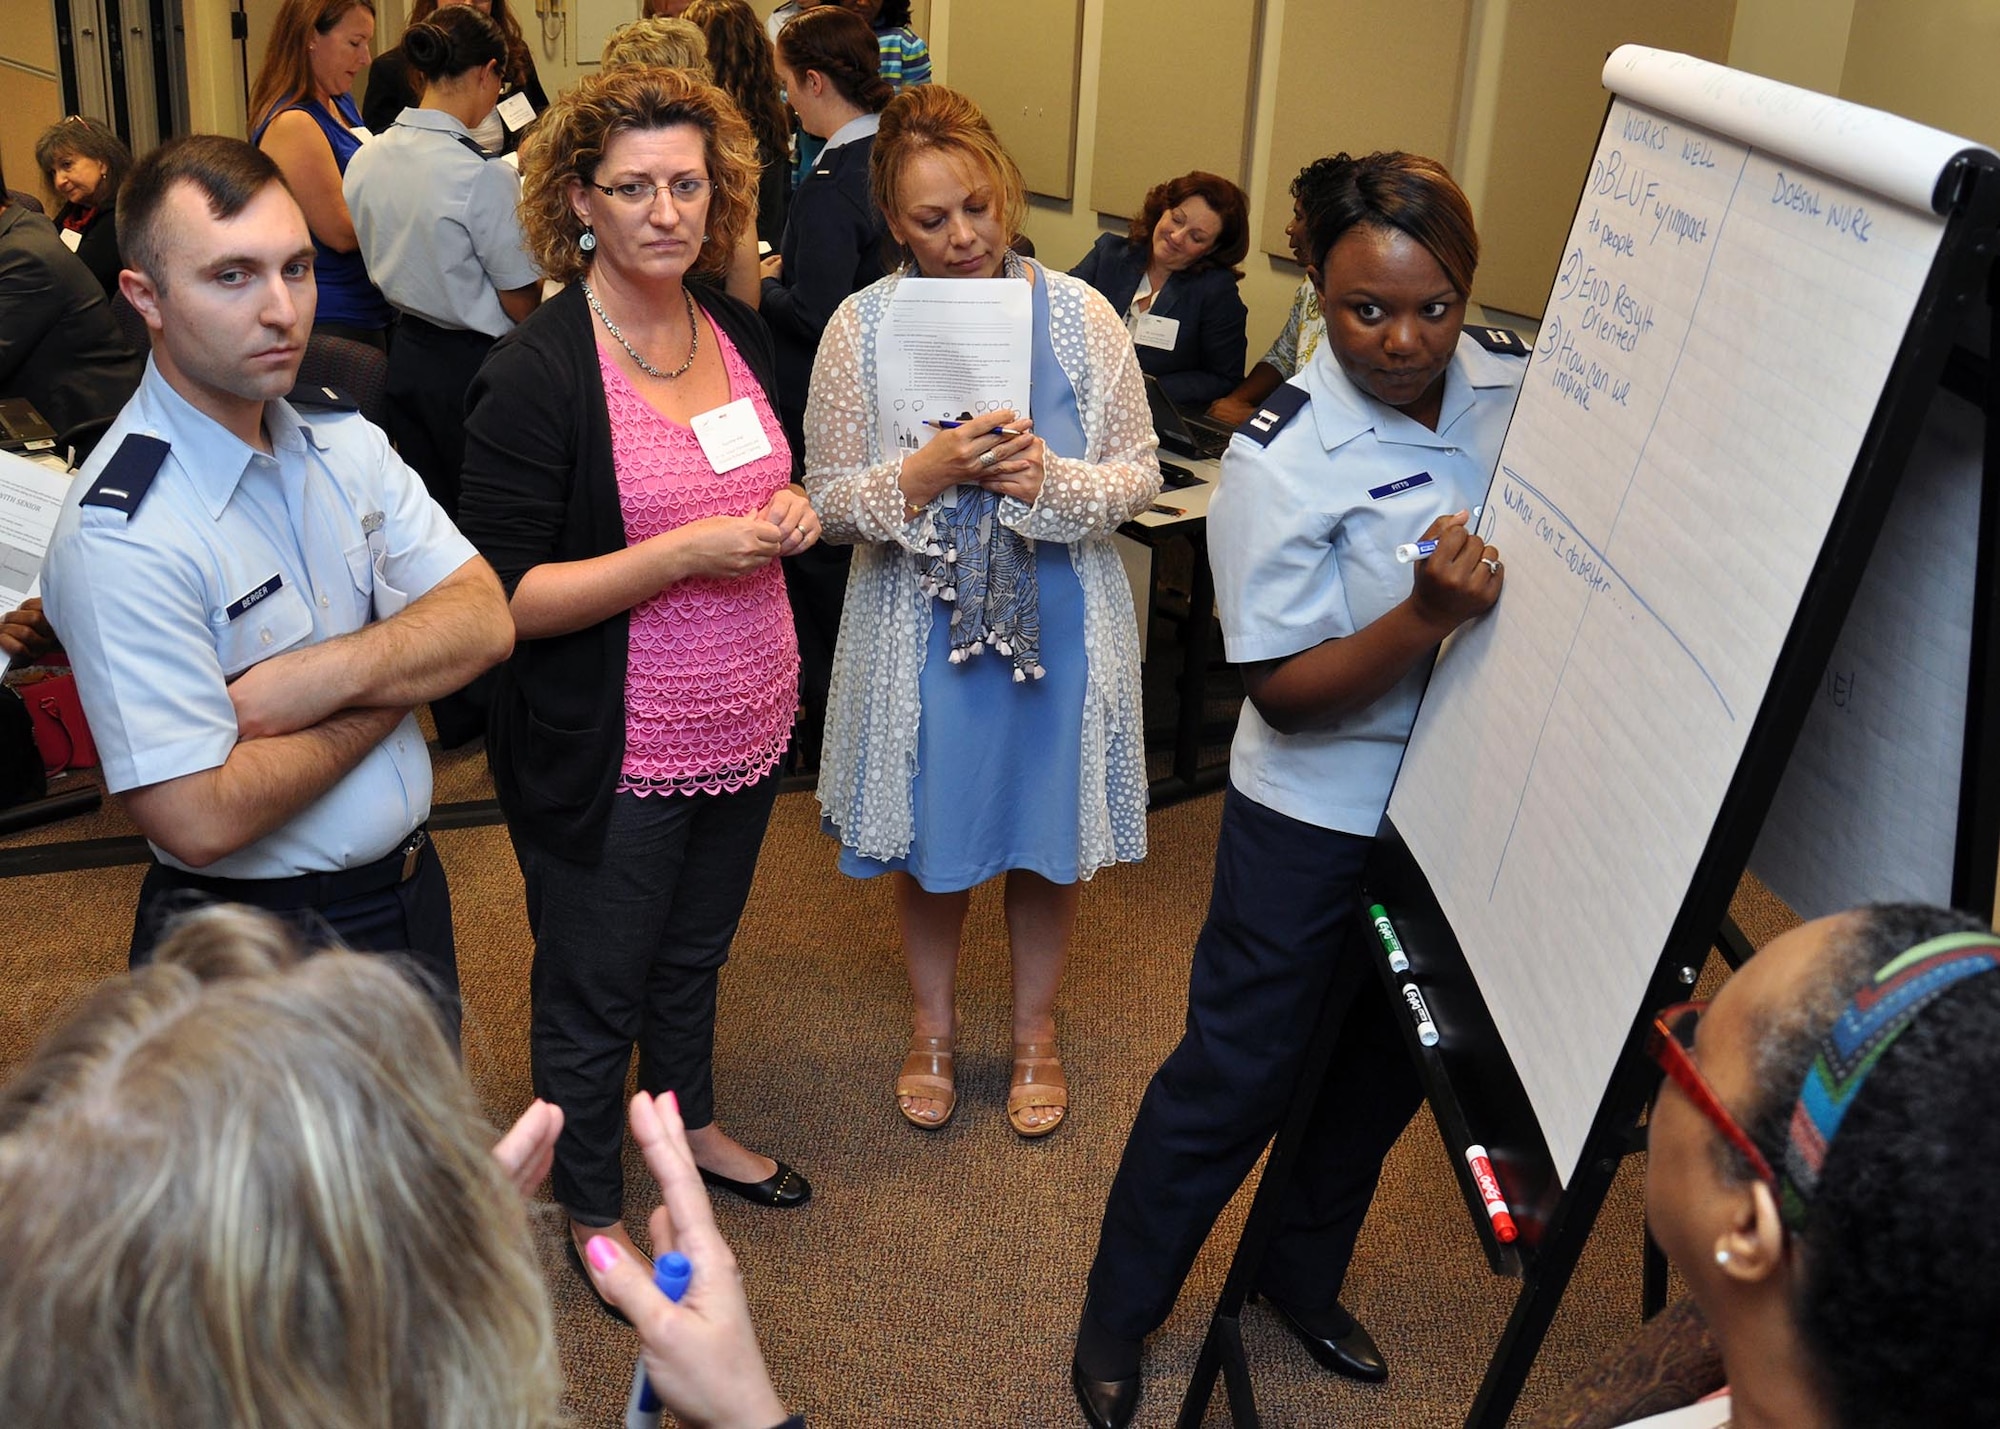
[{"xmin": 1780, "ymin": 931, "xmax": 2000, "ymax": 1232}]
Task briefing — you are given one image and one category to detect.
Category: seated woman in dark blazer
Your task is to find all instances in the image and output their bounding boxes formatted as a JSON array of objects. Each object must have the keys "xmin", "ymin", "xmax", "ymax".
[
  {"xmin": 0, "ymin": 159, "xmax": 142, "ymax": 450},
  {"xmin": 1069, "ymin": 170, "xmax": 1249, "ymax": 409},
  {"xmin": 33, "ymin": 116, "xmax": 132, "ymax": 297}
]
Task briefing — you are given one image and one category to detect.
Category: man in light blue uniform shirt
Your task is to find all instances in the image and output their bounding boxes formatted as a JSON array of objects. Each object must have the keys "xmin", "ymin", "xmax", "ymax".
[{"xmin": 40, "ymin": 135, "xmax": 513, "ymax": 1040}]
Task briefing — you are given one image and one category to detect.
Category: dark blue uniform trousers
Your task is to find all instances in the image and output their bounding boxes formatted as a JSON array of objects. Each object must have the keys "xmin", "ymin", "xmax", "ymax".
[{"xmin": 1085, "ymin": 784, "xmax": 1427, "ymax": 1339}]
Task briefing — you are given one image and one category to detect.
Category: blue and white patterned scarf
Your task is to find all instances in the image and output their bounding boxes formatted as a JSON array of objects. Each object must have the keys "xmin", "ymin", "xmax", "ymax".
[
  {"xmin": 908, "ymin": 249, "xmax": 1044, "ymax": 682},
  {"xmin": 917, "ymin": 489, "xmax": 1044, "ymax": 681}
]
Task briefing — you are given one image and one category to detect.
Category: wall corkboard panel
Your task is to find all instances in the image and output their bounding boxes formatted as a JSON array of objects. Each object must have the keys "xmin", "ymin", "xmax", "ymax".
[
  {"xmin": 949, "ymin": 0, "xmax": 1084, "ymax": 200},
  {"xmin": 1088, "ymin": 0, "xmax": 1259, "ymax": 219},
  {"xmin": 1259, "ymin": 0, "xmax": 1472, "ymax": 260},
  {"xmin": 1476, "ymin": 0, "xmax": 1736, "ymax": 317}
]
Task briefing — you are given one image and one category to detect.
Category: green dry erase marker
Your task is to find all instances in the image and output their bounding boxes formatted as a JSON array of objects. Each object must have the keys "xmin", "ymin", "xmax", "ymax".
[{"xmin": 1368, "ymin": 904, "xmax": 1410, "ymax": 974}]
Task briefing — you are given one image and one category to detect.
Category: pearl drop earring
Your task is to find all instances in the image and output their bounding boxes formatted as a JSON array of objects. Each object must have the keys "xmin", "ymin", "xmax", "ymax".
[{"xmin": 1715, "ymin": 1249, "xmax": 1732, "ymax": 1266}]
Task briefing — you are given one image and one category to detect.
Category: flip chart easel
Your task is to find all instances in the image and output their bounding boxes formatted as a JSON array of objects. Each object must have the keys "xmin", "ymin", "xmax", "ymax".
[{"xmin": 1174, "ymin": 48, "xmax": 2000, "ymax": 1429}]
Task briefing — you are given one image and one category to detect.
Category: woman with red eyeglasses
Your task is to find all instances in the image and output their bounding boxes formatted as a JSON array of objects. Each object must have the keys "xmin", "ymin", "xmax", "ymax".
[{"xmin": 1536, "ymin": 901, "xmax": 2000, "ymax": 1429}]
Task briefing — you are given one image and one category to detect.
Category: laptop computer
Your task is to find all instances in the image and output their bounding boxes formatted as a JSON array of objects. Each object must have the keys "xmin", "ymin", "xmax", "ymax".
[
  {"xmin": 1144, "ymin": 375, "xmax": 1236, "ymax": 460},
  {"xmin": 0, "ymin": 398, "xmax": 58, "ymax": 456}
]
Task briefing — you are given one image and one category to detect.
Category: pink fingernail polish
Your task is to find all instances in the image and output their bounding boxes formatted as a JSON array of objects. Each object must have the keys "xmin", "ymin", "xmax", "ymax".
[
  {"xmin": 585, "ymin": 1236, "xmax": 621, "ymax": 1273},
  {"xmin": 666, "ymin": 1089, "xmax": 679, "ymax": 1115}
]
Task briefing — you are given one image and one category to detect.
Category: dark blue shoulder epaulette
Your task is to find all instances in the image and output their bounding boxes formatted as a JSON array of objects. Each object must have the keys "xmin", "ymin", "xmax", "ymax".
[
  {"xmin": 1468, "ymin": 324, "xmax": 1530, "ymax": 356},
  {"xmin": 286, "ymin": 381, "xmax": 360, "ymax": 412},
  {"xmin": 1235, "ymin": 382, "xmax": 1311, "ymax": 448},
  {"xmin": 79, "ymin": 434, "xmax": 170, "ymax": 517}
]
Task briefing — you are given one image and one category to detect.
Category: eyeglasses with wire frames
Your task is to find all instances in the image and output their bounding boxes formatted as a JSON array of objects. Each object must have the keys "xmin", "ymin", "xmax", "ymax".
[
  {"xmin": 1646, "ymin": 1000, "xmax": 1780, "ymax": 1189},
  {"xmin": 590, "ymin": 176, "xmax": 712, "ymax": 206}
]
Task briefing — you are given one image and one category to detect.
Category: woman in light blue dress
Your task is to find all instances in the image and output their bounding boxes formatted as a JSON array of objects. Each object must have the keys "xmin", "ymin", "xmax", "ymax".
[{"xmin": 804, "ymin": 86, "xmax": 1160, "ymax": 1138}]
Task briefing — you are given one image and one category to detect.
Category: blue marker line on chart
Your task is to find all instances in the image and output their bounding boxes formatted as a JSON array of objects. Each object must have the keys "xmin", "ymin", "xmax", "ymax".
[
  {"xmin": 1497, "ymin": 469, "xmax": 1732, "ymax": 718},
  {"xmin": 1484, "ymin": 467, "xmax": 1735, "ymax": 903}
]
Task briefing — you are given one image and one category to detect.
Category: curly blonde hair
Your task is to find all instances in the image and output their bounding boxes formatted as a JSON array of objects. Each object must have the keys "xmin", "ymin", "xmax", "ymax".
[
  {"xmin": 871, "ymin": 85, "xmax": 1027, "ymax": 251},
  {"xmin": 517, "ymin": 65, "xmax": 759, "ymax": 285},
  {"xmin": 600, "ymin": 15, "xmax": 708, "ymax": 72}
]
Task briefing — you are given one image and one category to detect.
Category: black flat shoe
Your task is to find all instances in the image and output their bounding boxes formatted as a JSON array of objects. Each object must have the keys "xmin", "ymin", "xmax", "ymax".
[
  {"xmin": 561, "ymin": 1233, "xmax": 631, "ymax": 1326},
  {"xmin": 1260, "ymin": 1293, "xmax": 1388, "ymax": 1383},
  {"xmin": 1070, "ymin": 1357, "xmax": 1141, "ymax": 1429},
  {"xmin": 699, "ymin": 1159, "xmax": 812, "ymax": 1208}
]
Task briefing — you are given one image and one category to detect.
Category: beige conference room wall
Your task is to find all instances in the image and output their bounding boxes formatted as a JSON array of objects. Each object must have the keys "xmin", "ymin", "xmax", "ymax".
[
  {"xmin": 18, "ymin": 0, "xmax": 2000, "ymax": 344},
  {"xmin": 925, "ymin": 0, "xmax": 2000, "ymax": 348}
]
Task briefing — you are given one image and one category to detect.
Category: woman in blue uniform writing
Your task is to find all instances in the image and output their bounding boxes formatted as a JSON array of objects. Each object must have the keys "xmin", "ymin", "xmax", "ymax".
[{"xmin": 1072, "ymin": 150, "xmax": 1527, "ymax": 1428}]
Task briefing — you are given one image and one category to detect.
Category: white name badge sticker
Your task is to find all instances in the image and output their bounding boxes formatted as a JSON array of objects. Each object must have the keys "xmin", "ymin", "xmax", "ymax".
[
  {"xmin": 349, "ymin": 124, "xmax": 374, "ymax": 144},
  {"xmin": 1131, "ymin": 312, "xmax": 1181, "ymax": 351},
  {"xmin": 59, "ymin": 227, "xmax": 83, "ymax": 252},
  {"xmin": 497, "ymin": 91, "xmax": 536, "ymax": 132},
  {"xmin": 691, "ymin": 397, "xmax": 773, "ymax": 474}
]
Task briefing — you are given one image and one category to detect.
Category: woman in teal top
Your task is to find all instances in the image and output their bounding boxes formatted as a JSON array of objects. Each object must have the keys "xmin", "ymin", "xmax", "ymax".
[{"xmin": 250, "ymin": 0, "xmax": 395, "ymax": 345}]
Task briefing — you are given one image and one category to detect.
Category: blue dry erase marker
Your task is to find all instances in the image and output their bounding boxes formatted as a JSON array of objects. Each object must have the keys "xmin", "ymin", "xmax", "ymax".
[
  {"xmin": 923, "ymin": 419, "xmax": 1024, "ymax": 437},
  {"xmin": 624, "ymin": 1251, "xmax": 693, "ymax": 1429},
  {"xmin": 1395, "ymin": 506, "xmax": 1482, "ymax": 562}
]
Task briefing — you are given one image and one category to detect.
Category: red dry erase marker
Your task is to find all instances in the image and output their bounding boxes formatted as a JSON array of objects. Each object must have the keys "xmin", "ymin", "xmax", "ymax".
[{"xmin": 1465, "ymin": 1144, "xmax": 1518, "ymax": 1243}]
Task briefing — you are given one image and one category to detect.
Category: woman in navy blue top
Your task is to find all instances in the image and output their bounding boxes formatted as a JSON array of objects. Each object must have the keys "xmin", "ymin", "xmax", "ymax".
[
  {"xmin": 1069, "ymin": 170, "xmax": 1250, "ymax": 409},
  {"xmin": 251, "ymin": 0, "xmax": 395, "ymax": 346},
  {"xmin": 761, "ymin": 4, "xmax": 893, "ymax": 779}
]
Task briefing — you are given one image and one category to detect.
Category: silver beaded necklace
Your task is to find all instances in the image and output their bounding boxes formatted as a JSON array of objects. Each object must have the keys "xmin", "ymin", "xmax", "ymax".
[{"xmin": 581, "ymin": 279, "xmax": 699, "ymax": 380}]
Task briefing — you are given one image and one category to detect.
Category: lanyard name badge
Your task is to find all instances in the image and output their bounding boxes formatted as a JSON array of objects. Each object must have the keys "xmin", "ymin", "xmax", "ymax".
[
  {"xmin": 1131, "ymin": 311, "xmax": 1180, "ymax": 351},
  {"xmin": 690, "ymin": 398, "xmax": 773, "ymax": 475},
  {"xmin": 496, "ymin": 91, "xmax": 536, "ymax": 132}
]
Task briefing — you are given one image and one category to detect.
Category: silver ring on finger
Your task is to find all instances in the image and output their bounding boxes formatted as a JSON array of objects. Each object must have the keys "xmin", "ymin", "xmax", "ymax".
[
  {"xmin": 978, "ymin": 448, "xmax": 999, "ymax": 469},
  {"xmin": 1482, "ymin": 557, "xmax": 1502, "ymax": 575}
]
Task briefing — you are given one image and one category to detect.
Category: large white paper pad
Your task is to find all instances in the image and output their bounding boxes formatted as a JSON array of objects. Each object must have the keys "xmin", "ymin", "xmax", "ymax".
[
  {"xmin": 874, "ymin": 277, "xmax": 1032, "ymax": 460},
  {"xmin": 1386, "ymin": 59, "xmax": 1982, "ymax": 1183}
]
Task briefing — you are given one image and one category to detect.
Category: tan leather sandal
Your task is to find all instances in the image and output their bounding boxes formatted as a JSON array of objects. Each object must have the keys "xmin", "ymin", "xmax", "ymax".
[
  {"xmin": 1008, "ymin": 1041, "xmax": 1068, "ymax": 1138},
  {"xmin": 896, "ymin": 1033, "xmax": 957, "ymax": 1128}
]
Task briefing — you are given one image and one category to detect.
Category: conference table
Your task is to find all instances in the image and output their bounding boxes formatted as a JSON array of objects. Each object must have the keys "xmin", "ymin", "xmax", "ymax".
[{"xmin": 1117, "ymin": 451, "xmax": 1231, "ymax": 809}]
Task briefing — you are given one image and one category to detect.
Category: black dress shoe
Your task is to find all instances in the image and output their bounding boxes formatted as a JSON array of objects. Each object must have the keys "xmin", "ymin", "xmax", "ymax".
[
  {"xmin": 561, "ymin": 1234, "xmax": 631, "ymax": 1326},
  {"xmin": 1070, "ymin": 1357, "xmax": 1141, "ymax": 1429},
  {"xmin": 699, "ymin": 1160, "xmax": 812, "ymax": 1208},
  {"xmin": 1260, "ymin": 1294, "xmax": 1388, "ymax": 1383}
]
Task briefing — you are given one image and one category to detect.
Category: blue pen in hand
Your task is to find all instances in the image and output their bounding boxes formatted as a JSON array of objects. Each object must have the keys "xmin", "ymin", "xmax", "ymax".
[
  {"xmin": 624, "ymin": 1250, "xmax": 693, "ymax": 1429},
  {"xmin": 1395, "ymin": 505, "xmax": 1483, "ymax": 563}
]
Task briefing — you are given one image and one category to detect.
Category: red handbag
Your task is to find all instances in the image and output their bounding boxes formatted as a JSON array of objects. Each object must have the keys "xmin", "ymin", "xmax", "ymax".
[{"xmin": 13, "ymin": 668, "xmax": 98, "ymax": 773}]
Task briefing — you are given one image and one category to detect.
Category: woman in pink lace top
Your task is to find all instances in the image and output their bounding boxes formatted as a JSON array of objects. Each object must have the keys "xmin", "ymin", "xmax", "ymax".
[{"xmin": 458, "ymin": 67, "xmax": 820, "ymax": 1304}]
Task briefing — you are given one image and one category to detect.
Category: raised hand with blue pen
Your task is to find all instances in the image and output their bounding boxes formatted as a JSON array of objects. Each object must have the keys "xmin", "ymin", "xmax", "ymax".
[{"xmin": 584, "ymin": 1089, "xmax": 794, "ymax": 1429}]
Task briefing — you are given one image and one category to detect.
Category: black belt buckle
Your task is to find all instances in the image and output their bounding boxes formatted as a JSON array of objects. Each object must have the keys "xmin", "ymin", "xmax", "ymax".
[{"xmin": 400, "ymin": 828, "xmax": 427, "ymax": 882}]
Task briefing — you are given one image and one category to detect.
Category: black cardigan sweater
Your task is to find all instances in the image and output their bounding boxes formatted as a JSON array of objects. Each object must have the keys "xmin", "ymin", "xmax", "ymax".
[{"xmin": 457, "ymin": 278, "xmax": 788, "ymax": 860}]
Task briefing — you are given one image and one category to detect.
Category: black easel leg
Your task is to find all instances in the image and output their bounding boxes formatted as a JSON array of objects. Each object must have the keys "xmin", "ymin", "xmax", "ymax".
[
  {"xmin": 1464, "ymin": 1147, "xmax": 1627, "ymax": 1429},
  {"xmin": 1171, "ymin": 935, "xmax": 1357, "ymax": 1428},
  {"xmin": 1176, "ymin": 1311, "xmax": 1258, "ymax": 1429},
  {"xmin": 1642, "ymin": 1228, "xmax": 1669, "ymax": 1319}
]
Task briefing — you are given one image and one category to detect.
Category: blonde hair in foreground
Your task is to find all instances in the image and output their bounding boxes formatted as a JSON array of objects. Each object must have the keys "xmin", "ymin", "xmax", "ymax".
[
  {"xmin": 0, "ymin": 906, "xmax": 562, "ymax": 1428},
  {"xmin": 518, "ymin": 63, "xmax": 760, "ymax": 285}
]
